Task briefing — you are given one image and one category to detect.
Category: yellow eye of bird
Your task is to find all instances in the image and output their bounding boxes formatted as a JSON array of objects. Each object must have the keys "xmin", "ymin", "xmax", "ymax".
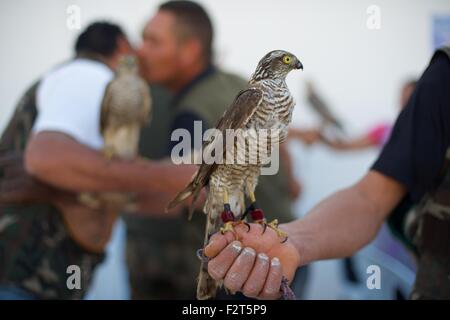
[{"xmin": 283, "ymin": 55, "xmax": 292, "ymax": 64}]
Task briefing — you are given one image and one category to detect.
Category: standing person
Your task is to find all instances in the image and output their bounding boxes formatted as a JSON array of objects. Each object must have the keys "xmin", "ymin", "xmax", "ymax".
[{"xmin": 0, "ymin": 22, "xmax": 194, "ymax": 299}]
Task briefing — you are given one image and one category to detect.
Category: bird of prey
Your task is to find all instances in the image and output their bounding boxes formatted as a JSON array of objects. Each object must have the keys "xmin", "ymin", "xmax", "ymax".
[
  {"xmin": 167, "ymin": 50, "xmax": 303, "ymax": 300},
  {"xmin": 100, "ymin": 56, "xmax": 152, "ymax": 160},
  {"xmin": 79, "ymin": 55, "xmax": 152, "ymax": 210}
]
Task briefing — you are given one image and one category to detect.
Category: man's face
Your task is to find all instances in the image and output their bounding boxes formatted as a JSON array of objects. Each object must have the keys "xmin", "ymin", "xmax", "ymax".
[{"xmin": 138, "ymin": 11, "xmax": 183, "ymax": 85}]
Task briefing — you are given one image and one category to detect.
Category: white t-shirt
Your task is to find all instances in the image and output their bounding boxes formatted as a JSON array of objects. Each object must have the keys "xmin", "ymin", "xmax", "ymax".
[{"xmin": 33, "ymin": 58, "xmax": 114, "ymax": 150}]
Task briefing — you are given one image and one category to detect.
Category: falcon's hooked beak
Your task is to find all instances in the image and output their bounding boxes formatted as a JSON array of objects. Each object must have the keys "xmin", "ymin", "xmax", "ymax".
[{"xmin": 295, "ymin": 60, "xmax": 303, "ymax": 70}]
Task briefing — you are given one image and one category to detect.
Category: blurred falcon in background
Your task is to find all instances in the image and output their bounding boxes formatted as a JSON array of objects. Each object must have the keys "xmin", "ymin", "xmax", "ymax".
[
  {"xmin": 100, "ymin": 55, "xmax": 152, "ymax": 160},
  {"xmin": 79, "ymin": 55, "xmax": 152, "ymax": 210}
]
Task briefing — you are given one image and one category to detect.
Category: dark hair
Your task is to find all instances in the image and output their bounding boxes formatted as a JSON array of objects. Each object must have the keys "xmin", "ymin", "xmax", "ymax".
[
  {"xmin": 75, "ymin": 22, "xmax": 125, "ymax": 57},
  {"xmin": 159, "ymin": 1, "xmax": 213, "ymax": 63}
]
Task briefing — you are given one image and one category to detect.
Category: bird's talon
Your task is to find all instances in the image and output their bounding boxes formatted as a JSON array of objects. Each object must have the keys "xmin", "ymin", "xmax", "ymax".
[
  {"xmin": 262, "ymin": 223, "xmax": 268, "ymax": 234},
  {"xmin": 254, "ymin": 219, "xmax": 267, "ymax": 232},
  {"xmin": 220, "ymin": 221, "xmax": 236, "ymax": 236},
  {"xmin": 267, "ymin": 219, "xmax": 289, "ymax": 239},
  {"xmin": 234, "ymin": 220, "xmax": 251, "ymax": 233},
  {"xmin": 267, "ymin": 219, "xmax": 279, "ymax": 228}
]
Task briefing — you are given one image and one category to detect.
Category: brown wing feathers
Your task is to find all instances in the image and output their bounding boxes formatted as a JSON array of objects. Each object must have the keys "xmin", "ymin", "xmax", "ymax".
[{"xmin": 166, "ymin": 88, "xmax": 263, "ymax": 214}]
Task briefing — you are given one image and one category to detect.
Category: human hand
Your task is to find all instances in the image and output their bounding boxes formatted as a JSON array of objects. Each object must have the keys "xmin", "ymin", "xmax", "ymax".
[
  {"xmin": 288, "ymin": 178, "xmax": 302, "ymax": 200},
  {"xmin": 203, "ymin": 223, "xmax": 300, "ymax": 299}
]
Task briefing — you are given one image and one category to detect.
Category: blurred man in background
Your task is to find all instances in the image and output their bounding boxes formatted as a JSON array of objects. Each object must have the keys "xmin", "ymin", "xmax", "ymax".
[
  {"xmin": 0, "ymin": 22, "xmax": 194, "ymax": 299},
  {"xmin": 127, "ymin": 0, "xmax": 308, "ymax": 299}
]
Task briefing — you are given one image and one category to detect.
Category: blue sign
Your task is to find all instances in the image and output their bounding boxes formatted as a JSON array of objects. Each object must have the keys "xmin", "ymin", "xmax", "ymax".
[{"xmin": 433, "ymin": 15, "xmax": 450, "ymax": 50}]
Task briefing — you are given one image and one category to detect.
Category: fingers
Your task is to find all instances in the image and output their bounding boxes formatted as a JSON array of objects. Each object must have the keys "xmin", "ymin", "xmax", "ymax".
[
  {"xmin": 204, "ymin": 231, "xmax": 235, "ymax": 258},
  {"xmin": 242, "ymin": 252, "xmax": 271, "ymax": 297},
  {"xmin": 219, "ymin": 251, "xmax": 283, "ymax": 300},
  {"xmin": 223, "ymin": 247, "xmax": 256, "ymax": 293},
  {"xmin": 204, "ymin": 223, "xmax": 278, "ymax": 259},
  {"xmin": 207, "ymin": 241, "xmax": 242, "ymax": 280},
  {"xmin": 204, "ymin": 222, "xmax": 298, "ymax": 300},
  {"xmin": 258, "ymin": 257, "xmax": 282, "ymax": 300}
]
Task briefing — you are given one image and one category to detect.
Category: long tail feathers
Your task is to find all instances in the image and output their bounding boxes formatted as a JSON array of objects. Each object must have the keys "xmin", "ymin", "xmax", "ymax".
[
  {"xmin": 196, "ymin": 260, "xmax": 218, "ymax": 299},
  {"xmin": 196, "ymin": 212, "xmax": 219, "ymax": 300},
  {"xmin": 187, "ymin": 186, "xmax": 203, "ymax": 220},
  {"xmin": 165, "ymin": 183, "xmax": 194, "ymax": 213}
]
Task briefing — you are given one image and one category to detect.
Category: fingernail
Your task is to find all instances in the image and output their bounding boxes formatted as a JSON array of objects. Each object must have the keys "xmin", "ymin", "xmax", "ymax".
[
  {"xmin": 271, "ymin": 257, "xmax": 280, "ymax": 266},
  {"xmin": 258, "ymin": 253, "xmax": 269, "ymax": 261},
  {"xmin": 243, "ymin": 247, "xmax": 256, "ymax": 256},
  {"xmin": 231, "ymin": 241, "xmax": 242, "ymax": 252}
]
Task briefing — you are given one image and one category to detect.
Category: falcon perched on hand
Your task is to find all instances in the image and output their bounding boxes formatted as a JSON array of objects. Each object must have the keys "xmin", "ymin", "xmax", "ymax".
[
  {"xmin": 79, "ymin": 56, "xmax": 151, "ymax": 209},
  {"xmin": 167, "ymin": 50, "xmax": 303, "ymax": 300}
]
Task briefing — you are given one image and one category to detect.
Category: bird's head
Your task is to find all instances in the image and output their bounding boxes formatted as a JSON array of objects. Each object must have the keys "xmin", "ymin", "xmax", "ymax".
[
  {"xmin": 251, "ymin": 50, "xmax": 303, "ymax": 82},
  {"xmin": 117, "ymin": 55, "xmax": 138, "ymax": 75}
]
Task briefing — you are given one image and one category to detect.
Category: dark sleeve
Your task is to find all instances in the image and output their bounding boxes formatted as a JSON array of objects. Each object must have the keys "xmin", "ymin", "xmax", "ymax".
[
  {"xmin": 371, "ymin": 52, "xmax": 450, "ymax": 202},
  {"xmin": 168, "ymin": 110, "xmax": 207, "ymax": 154}
]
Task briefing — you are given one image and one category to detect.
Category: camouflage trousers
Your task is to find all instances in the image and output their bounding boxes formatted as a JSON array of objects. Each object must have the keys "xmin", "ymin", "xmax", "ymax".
[
  {"xmin": 0, "ymin": 204, "xmax": 104, "ymax": 299},
  {"xmin": 124, "ymin": 213, "xmax": 205, "ymax": 299},
  {"xmin": 411, "ymin": 213, "xmax": 450, "ymax": 299}
]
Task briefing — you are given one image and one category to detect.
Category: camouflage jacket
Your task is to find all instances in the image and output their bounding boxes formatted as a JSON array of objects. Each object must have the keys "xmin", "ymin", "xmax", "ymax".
[{"xmin": 409, "ymin": 147, "xmax": 450, "ymax": 299}]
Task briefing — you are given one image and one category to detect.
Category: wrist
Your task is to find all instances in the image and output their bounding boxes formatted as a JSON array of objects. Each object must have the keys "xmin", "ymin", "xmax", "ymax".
[{"xmin": 280, "ymin": 219, "xmax": 315, "ymax": 268}]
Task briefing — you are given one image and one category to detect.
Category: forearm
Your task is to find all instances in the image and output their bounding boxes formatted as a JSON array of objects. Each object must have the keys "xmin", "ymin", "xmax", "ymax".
[
  {"xmin": 25, "ymin": 132, "xmax": 195, "ymax": 194},
  {"xmin": 322, "ymin": 136, "xmax": 374, "ymax": 151},
  {"xmin": 282, "ymin": 171, "xmax": 405, "ymax": 266},
  {"xmin": 283, "ymin": 187, "xmax": 383, "ymax": 266},
  {"xmin": 65, "ymin": 157, "xmax": 190, "ymax": 194}
]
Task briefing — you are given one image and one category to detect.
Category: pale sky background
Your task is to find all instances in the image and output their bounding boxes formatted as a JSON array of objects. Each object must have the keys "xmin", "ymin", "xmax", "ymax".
[{"xmin": 1, "ymin": 0, "xmax": 449, "ymax": 299}]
